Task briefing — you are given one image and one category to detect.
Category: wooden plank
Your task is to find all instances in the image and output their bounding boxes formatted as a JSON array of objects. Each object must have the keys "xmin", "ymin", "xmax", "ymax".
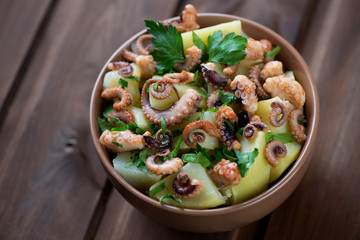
[
  {"xmin": 178, "ymin": 0, "xmax": 311, "ymax": 45},
  {"xmin": 0, "ymin": 0, "xmax": 52, "ymax": 113},
  {"xmin": 0, "ymin": 0, "xmax": 176, "ymax": 239},
  {"xmin": 264, "ymin": 0, "xmax": 360, "ymax": 239},
  {"xmin": 95, "ymin": 0, "xmax": 311, "ymax": 239}
]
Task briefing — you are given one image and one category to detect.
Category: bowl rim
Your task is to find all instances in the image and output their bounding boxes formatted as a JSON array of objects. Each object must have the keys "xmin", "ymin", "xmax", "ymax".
[{"xmin": 90, "ymin": 13, "xmax": 319, "ymax": 216}]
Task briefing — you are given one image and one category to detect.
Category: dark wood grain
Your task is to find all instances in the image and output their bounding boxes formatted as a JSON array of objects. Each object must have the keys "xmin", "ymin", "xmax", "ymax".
[
  {"xmin": 264, "ymin": 0, "xmax": 360, "ymax": 239},
  {"xmin": 0, "ymin": 0, "xmax": 176, "ymax": 238},
  {"xmin": 0, "ymin": 0, "xmax": 52, "ymax": 114}
]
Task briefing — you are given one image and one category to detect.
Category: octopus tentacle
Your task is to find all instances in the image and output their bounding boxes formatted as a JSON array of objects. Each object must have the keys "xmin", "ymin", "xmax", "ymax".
[
  {"xmin": 99, "ymin": 130, "xmax": 150, "ymax": 153},
  {"xmin": 172, "ymin": 173, "xmax": 203, "ymax": 198},
  {"xmin": 269, "ymin": 101, "xmax": 291, "ymax": 127},
  {"xmin": 136, "ymin": 34, "xmax": 153, "ymax": 55},
  {"xmin": 143, "ymin": 129, "xmax": 173, "ymax": 151},
  {"xmin": 107, "ymin": 61, "xmax": 133, "ymax": 78},
  {"xmin": 289, "ymin": 109, "xmax": 307, "ymax": 142},
  {"xmin": 243, "ymin": 123, "xmax": 258, "ymax": 140},
  {"xmin": 207, "ymin": 91, "xmax": 223, "ymax": 109},
  {"xmin": 171, "ymin": 4, "xmax": 199, "ymax": 33},
  {"xmin": 260, "ymin": 39, "xmax": 274, "ymax": 63},
  {"xmin": 101, "ymin": 87, "xmax": 133, "ymax": 110},
  {"xmin": 163, "ymin": 70, "xmax": 194, "ymax": 84},
  {"xmin": 230, "ymin": 75, "xmax": 258, "ymax": 114},
  {"xmin": 265, "ymin": 140, "xmax": 287, "ymax": 167},
  {"xmin": 174, "ymin": 46, "xmax": 202, "ymax": 71},
  {"xmin": 245, "ymin": 38, "xmax": 265, "ymax": 60},
  {"xmin": 215, "ymin": 106, "xmax": 241, "ymax": 150},
  {"xmin": 201, "ymin": 63, "xmax": 230, "ymax": 89},
  {"xmin": 263, "ymin": 75, "xmax": 306, "ymax": 109},
  {"xmin": 182, "ymin": 120, "xmax": 220, "ymax": 148},
  {"xmin": 122, "ymin": 49, "xmax": 157, "ymax": 79},
  {"xmin": 107, "ymin": 109, "xmax": 135, "ymax": 124},
  {"xmin": 141, "ymin": 83, "xmax": 202, "ymax": 126},
  {"xmin": 150, "ymin": 80, "xmax": 175, "ymax": 100},
  {"xmin": 223, "ymin": 64, "xmax": 239, "ymax": 77},
  {"xmin": 248, "ymin": 65, "xmax": 271, "ymax": 100},
  {"xmin": 146, "ymin": 155, "xmax": 183, "ymax": 175},
  {"xmin": 208, "ymin": 159, "xmax": 241, "ymax": 186},
  {"xmin": 260, "ymin": 60, "xmax": 284, "ymax": 80}
]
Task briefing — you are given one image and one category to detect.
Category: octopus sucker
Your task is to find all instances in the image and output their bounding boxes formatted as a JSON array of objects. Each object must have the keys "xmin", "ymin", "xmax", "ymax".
[
  {"xmin": 107, "ymin": 61, "xmax": 133, "ymax": 78},
  {"xmin": 107, "ymin": 109, "xmax": 135, "ymax": 124},
  {"xmin": 248, "ymin": 65, "xmax": 271, "ymax": 100},
  {"xmin": 182, "ymin": 120, "xmax": 220, "ymax": 148},
  {"xmin": 146, "ymin": 155, "xmax": 183, "ymax": 175},
  {"xmin": 230, "ymin": 75, "xmax": 258, "ymax": 114},
  {"xmin": 101, "ymin": 87, "xmax": 133, "ymax": 110},
  {"xmin": 263, "ymin": 75, "xmax": 305, "ymax": 109},
  {"xmin": 172, "ymin": 173, "xmax": 203, "ymax": 198},
  {"xmin": 174, "ymin": 46, "xmax": 202, "ymax": 72},
  {"xmin": 163, "ymin": 70, "xmax": 194, "ymax": 84},
  {"xmin": 141, "ymin": 83, "xmax": 202, "ymax": 126},
  {"xmin": 260, "ymin": 61, "xmax": 284, "ymax": 80},
  {"xmin": 208, "ymin": 159, "xmax": 241, "ymax": 186},
  {"xmin": 99, "ymin": 130, "xmax": 150, "ymax": 153},
  {"xmin": 269, "ymin": 101, "xmax": 291, "ymax": 127},
  {"xmin": 215, "ymin": 106, "xmax": 241, "ymax": 150},
  {"xmin": 201, "ymin": 63, "xmax": 230, "ymax": 89},
  {"xmin": 122, "ymin": 49, "xmax": 157, "ymax": 79},
  {"xmin": 289, "ymin": 109, "xmax": 307, "ymax": 142},
  {"xmin": 171, "ymin": 4, "xmax": 200, "ymax": 33},
  {"xmin": 207, "ymin": 91, "xmax": 223, "ymax": 109},
  {"xmin": 136, "ymin": 34, "xmax": 153, "ymax": 55},
  {"xmin": 265, "ymin": 140, "xmax": 287, "ymax": 167}
]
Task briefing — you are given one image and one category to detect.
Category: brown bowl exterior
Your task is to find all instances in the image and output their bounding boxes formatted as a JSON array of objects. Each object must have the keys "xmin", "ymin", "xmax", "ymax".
[{"xmin": 90, "ymin": 14, "xmax": 319, "ymax": 232}]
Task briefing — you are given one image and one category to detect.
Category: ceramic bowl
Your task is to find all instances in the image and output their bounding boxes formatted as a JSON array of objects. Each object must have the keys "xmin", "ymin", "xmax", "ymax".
[{"xmin": 90, "ymin": 13, "xmax": 319, "ymax": 232}]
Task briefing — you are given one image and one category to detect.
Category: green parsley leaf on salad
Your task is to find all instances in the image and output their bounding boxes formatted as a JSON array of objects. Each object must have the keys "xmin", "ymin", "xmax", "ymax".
[
  {"xmin": 216, "ymin": 90, "xmax": 236, "ymax": 105},
  {"xmin": 145, "ymin": 20, "xmax": 185, "ymax": 72},
  {"xmin": 118, "ymin": 78, "xmax": 128, "ymax": 88},
  {"xmin": 264, "ymin": 45, "xmax": 280, "ymax": 58},
  {"xmin": 265, "ymin": 131, "xmax": 295, "ymax": 144}
]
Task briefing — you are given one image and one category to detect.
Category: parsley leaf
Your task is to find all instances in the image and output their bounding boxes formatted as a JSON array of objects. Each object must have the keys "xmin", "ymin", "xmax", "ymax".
[
  {"xmin": 234, "ymin": 148, "xmax": 258, "ymax": 177},
  {"xmin": 264, "ymin": 45, "xmax": 280, "ymax": 58},
  {"xmin": 207, "ymin": 31, "xmax": 247, "ymax": 65},
  {"xmin": 207, "ymin": 108, "xmax": 218, "ymax": 112},
  {"xmin": 127, "ymin": 149, "xmax": 150, "ymax": 173},
  {"xmin": 182, "ymin": 152, "xmax": 212, "ymax": 168},
  {"xmin": 161, "ymin": 116, "xmax": 166, "ymax": 135},
  {"xmin": 192, "ymin": 31, "xmax": 208, "ymax": 62},
  {"xmin": 195, "ymin": 87, "xmax": 208, "ymax": 99},
  {"xmin": 166, "ymin": 135, "xmax": 183, "ymax": 159},
  {"xmin": 265, "ymin": 131, "xmax": 295, "ymax": 144},
  {"xmin": 112, "ymin": 141, "xmax": 123, "ymax": 148},
  {"xmin": 216, "ymin": 90, "xmax": 236, "ymax": 105},
  {"xmin": 149, "ymin": 182, "xmax": 165, "ymax": 197},
  {"xmin": 159, "ymin": 194, "xmax": 182, "ymax": 206},
  {"xmin": 145, "ymin": 20, "xmax": 185, "ymax": 72},
  {"xmin": 118, "ymin": 78, "xmax": 128, "ymax": 88}
]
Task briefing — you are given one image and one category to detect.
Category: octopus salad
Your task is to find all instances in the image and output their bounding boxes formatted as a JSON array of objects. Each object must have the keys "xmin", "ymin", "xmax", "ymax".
[{"xmin": 97, "ymin": 4, "xmax": 307, "ymax": 209}]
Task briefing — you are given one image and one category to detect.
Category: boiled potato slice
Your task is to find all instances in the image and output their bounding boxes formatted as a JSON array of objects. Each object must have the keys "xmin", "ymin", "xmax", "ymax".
[
  {"xmin": 149, "ymin": 163, "xmax": 226, "ymax": 209},
  {"xmin": 182, "ymin": 20, "xmax": 242, "ymax": 51},
  {"xmin": 255, "ymin": 96, "xmax": 293, "ymax": 134},
  {"xmin": 124, "ymin": 106, "xmax": 152, "ymax": 131},
  {"xmin": 103, "ymin": 70, "xmax": 141, "ymax": 107},
  {"xmin": 269, "ymin": 142, "xmax": 302, "ymax": 182},
  {"xmin": 228, "ymin": 131, "xmax": 270, "ymax": 204},
  {"xmin": 113, "ymin": 152, "xmax": 162, "ymax": 191},
  {"xmin": 234, "ymin": 59, "xmax": 263, "ymax": 76}
]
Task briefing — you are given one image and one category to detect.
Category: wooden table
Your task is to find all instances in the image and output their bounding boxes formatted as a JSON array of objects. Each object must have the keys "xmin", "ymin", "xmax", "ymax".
[{"xmin": 1, "ymin": 0, "xmax": 359, "ymax": 239}]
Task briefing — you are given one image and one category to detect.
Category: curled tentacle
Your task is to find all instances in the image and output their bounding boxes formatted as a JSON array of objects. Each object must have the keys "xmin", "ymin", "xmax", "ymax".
[
  {"xmin": 230, "ymin": 75, "xmax": 258, "ymax": 114},
  {"xmin": 207, "ymin": 91, "xmax": 223, "ymax": 109},
  {"xmin": 101, "ymin": 87, "xmax": 133, "ymax": 110},
  {"xmin": 260, "ymin": 39, "xmax": 274, "ymax": 63},
  {"xmin": 136, "ymin": 34, "xmax": 153, "ymax": 55},
  {"xmin": 143, "ymin": 129, "xmax": 173, "ymax": 151},
  {"xmin": 237, "ymin": 111, "xmax": 250, "ymax": 129},
  {"xmin": 215, "ymin": 106, "xmax": 241, "ymax": 150},
  {"xmin": 146, "ymin": 155, "xmax": 183, "ymax": 175},
  {"xmin": 201, "ymin": 63, "xmax": 230, "ymax": 89},
  {"xmin": 163, "ymin": 70, "xmax": 194, "ymax": 84},
  {"xmin": 248, "ymin": 65, "xmax": 271, "ymax": 100},
  {"xmin": 122, "ymin": 49, "xmax": 157, "ymax": 79},
  {"xmin": 107, "ymin": 61, "xmax": 133, "ymax": 78},
  {"xmin": 141, "ymin": 82, "xmax": 202, "ymax": 126},
  {"xmin": 245, "ymin": 38, "xmax": 265, "ymax": 60},
  {"xmin": 265, "ymin": 140, "xmax": 287, "ymax": 167},
  {"xmin": 263, "ymin": 75, "xmax": 305, "ymax": 109},
  {"xmin": 107, "ymin": 109, "xmax": 135, "ymax": 124},
  {"xmin": 99, "ymin": 130, "xmax": 150, "ymax": 153},
  {"xmin": 223, "ymin": 64, "xmax": 239, "ymax": 77},
  {"xmin": 269, "ymin": 101, "xmax": 291, "ymax": 127},
  {"xmin": 174, "ymin": 46, "xmax": 202, "ymax": 71},
  {"xmin": 289, "ymin": 109, "xmax": 307, "ymax": 142},
  {"xmin": 172, "ymin": 173, "xmax": 203, "ymax": 198},
  {"xmin": 150, "ymin": 80, "xmax": 176, "ymax": 100},
  {"xmin": 171, "ymin": 4, "xmax": 200, "ymax": 33},
  {"xmin": 260, "ymin": 60, "xmax": 284, "ymax": 80},
  {"xmin": 208, "ymin": 159, "xmax": 241, "ymax": 186},
  {"xmin": 183, "ymin": 120, "xmax": 220, "ymax": 148},
  {"xmin": 243, "ymin": 123, "xmax": 258, "ymax": 140}
]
